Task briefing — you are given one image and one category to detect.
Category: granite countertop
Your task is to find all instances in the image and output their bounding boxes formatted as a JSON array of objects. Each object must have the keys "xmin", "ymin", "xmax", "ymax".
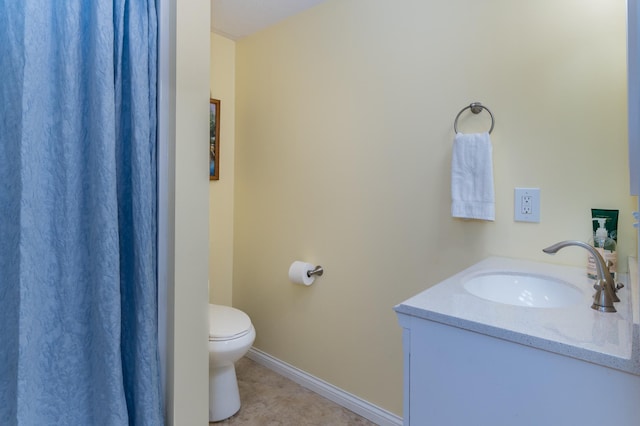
[{"xmin": 394, "ymin": 256, "xmax": 640, "ymax": 375}]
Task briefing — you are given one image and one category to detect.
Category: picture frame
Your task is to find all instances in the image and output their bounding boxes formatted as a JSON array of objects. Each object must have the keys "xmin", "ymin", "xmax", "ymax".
[{"xmin": 210, "ymin": 98, "xmax": 220, "ymax": 180}]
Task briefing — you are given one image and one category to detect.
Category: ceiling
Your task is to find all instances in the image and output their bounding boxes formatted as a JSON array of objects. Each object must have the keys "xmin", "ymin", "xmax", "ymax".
[{"xmin": 211, "ymin": 0, "xmax": 328, "ymax": 40}]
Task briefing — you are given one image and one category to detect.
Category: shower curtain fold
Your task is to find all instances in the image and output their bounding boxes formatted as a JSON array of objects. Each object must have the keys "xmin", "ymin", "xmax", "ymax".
[{"xmin": 0, "ymin": 1, "xmax": 162, "ymax": 425}]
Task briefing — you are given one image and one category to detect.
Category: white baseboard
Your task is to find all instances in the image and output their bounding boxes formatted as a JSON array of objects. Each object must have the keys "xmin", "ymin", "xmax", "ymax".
[{"xmin": 246, "ymin": 347, "xmax": 403, "ymax": 426}]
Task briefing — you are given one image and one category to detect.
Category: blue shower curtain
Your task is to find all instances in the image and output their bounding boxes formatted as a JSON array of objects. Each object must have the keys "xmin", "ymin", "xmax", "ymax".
[{"xmin": 0, "ymin": 1, "xmax": 162, "ymax": 425}]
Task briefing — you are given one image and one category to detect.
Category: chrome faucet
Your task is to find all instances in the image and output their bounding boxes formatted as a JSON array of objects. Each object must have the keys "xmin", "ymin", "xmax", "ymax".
[{"xmin": 542, "ymin": 240, "xmax": 618, "ymax": 313}]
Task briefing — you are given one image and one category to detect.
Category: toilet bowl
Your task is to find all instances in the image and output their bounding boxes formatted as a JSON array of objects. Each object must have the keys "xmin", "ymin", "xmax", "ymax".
[{"xmin": 208, "ymin": 304, "xmax": 256, "ymax": 422}]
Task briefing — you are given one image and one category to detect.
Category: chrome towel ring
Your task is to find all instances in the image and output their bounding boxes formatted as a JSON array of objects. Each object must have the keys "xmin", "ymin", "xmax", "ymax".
[{"xmin": 454, "ymin": 102, "xmax": 495, "ymax": 134}]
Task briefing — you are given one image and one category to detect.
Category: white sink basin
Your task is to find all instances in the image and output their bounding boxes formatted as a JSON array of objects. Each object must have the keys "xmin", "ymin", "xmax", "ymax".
[{"xmin": 463, "ymin": 272, "xmax": 582, "ymax": 308}]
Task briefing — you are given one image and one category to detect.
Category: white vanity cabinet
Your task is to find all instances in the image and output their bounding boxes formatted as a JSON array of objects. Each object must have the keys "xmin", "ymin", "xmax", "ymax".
[
  {"xmin": 394, "ymin": 257, "xmax": 640, "ymax": 426},
  {"xmin": 396, "ymin": 313, "xmax": 640, "ymax": 426}
]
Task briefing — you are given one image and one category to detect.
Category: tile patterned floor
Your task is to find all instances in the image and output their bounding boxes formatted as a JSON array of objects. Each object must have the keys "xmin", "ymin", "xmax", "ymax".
[{"xmin": 212, "ymin": 357, "xmax": 378, "ymax": 426}]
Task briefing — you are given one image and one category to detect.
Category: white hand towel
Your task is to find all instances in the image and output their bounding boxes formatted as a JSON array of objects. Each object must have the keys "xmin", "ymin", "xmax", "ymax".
[{"xmin": 451, "ymin": 132, "xmax": 495, "ymax": 221}]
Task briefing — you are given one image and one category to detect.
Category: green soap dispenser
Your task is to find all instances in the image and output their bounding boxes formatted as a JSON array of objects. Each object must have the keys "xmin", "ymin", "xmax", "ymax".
[{"xmin": 587, "ymin": 217, "xmax": 617, "ymax": 279}]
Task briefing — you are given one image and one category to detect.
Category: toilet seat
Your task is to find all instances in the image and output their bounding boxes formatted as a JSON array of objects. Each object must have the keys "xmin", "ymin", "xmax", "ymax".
[{"xmin": 209, "ymin": 304, "xmax": 252, "ymax": 342}]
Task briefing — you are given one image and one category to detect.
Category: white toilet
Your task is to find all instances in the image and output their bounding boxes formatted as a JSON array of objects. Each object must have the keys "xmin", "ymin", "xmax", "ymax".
[{"xmin": 208, "ymin": 304, "xmax": 256, "ymax": 422}]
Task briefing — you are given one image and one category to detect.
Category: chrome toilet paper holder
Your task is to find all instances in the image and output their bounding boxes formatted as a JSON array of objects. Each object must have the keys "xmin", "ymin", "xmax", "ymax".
[{"xmin": 307, "ymin": 265, "xmax": 324, "ymax": 278}]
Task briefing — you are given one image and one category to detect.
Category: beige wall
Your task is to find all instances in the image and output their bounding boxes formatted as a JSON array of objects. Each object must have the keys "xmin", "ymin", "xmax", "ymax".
[
  {"xmin": 230, "ymin": 0, "xmax": 635, "ymax": 415},
  {"xmin": 166, "ymin": 0, "xmax": 210, "ymax": 424},
  {"xmin": 210, "ymin": 33, "xmax": 236, "ymax": 306}
]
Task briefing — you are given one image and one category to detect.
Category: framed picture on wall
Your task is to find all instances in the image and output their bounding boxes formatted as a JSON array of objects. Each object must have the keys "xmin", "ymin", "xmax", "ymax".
[{"xmin": 210, "ymin": 98, "xmax": 220, "ymax": 180}]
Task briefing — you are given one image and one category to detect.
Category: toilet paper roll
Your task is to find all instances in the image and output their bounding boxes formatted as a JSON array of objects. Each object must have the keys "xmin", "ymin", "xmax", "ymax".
[{"xmin": 288, "ymin": 261, "xmax": 316, "ymax": 286}]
